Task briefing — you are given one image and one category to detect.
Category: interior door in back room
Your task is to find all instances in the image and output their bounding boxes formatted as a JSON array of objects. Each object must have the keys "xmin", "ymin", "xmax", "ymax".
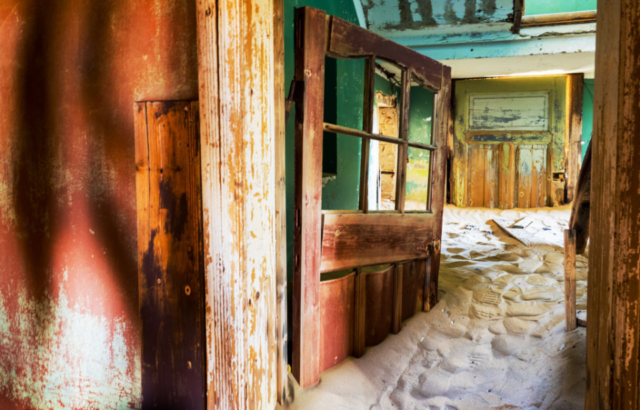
[{"xmin": 452, "ymin": 75, "xmax": 582, "ymax": 209}]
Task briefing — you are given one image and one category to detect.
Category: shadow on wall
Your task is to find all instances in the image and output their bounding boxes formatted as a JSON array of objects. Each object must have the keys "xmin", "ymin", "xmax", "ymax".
[{"xmin": 0, "ymin": 0, "xmax": 198, "ymax": 408}]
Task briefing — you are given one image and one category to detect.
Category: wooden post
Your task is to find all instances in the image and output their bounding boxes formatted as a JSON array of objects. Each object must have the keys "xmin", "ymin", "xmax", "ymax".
[
  {"xmin": 585, "ymin": 0, "xmax": 640, "ymax": 407},
  {"xmin": 292, "ymin": 7, "xmax": 326, "ymax": 388},
  {"xmin": 273, "ymin": 0, "xmax": 289, "ymax": 405},
  {"xmin": 353, "ymin": 268, "xmax": 367, "ymax": 358},
  {"xmin": 392, "ymin": 263, "xmax": 403, "ymax": 334},
  {"xmin": 564, "ymin": 229, "xmax": 577, "ymax": 331},
  {"xmin": 196, "ymin": 0, "xmax": 277, "ymax": 408},
  {"xmin": 566, "ymin": 73, "xmax": 584, "ymax": 203}
]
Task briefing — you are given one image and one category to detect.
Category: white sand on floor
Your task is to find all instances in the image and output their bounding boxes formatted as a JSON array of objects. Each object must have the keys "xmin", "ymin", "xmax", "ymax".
[{"xmin": 288, "ymin": 204, "xmax": 588, "ymax": 410}]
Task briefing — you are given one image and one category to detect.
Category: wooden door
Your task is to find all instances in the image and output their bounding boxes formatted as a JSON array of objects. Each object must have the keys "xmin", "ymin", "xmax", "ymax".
[
  {"xmin": 134, "ymin": 101, "xmax": 205, "ymax": 409},
  {"xmin": 452, "ymin": 75, "xmax": 583, "ymax": 209},
  {"xmin": 293, "ymin": 7, "xmax": 451, "ymax": 388}
]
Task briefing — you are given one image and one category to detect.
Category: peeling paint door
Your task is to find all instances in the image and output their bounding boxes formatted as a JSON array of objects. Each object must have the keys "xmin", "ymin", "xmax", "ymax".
[{"xmin": 452, "ymin": 76, "xmax": 574, "ymax": 209}]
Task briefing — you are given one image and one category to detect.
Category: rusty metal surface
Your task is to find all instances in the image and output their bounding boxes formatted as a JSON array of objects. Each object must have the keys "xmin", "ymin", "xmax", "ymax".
[
  {"xmin": 319, "ymin": 272, "xmax": 355, "ymax": 374},
  {"xmin": 0, "ymin": 0, "xmax": 198, "ymax": 407},
  {"xmin": 364, "ymin": 266, "xmax": 394, "ymax": 347}
]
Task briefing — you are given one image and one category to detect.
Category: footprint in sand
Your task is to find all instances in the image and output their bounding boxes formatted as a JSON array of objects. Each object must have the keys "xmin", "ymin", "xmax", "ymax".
[
  {"xmin": 472, "ymin": 288, "xmax": 503, "ymax": 305},
  {"xmin": 469, "ymin": 303, "xmax": 505, "ymax": 320},
  {"xmin": 447, "ymin": 232, "xmax": 460, "ymax": 239}
]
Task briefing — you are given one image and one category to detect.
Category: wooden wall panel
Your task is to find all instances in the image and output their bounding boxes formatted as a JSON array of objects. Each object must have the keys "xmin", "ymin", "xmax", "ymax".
[
  {"xmin": 196, "ymin": 0, "xmax": 277, "ymax": 407},
  {"xmin": 467, "ymin": 145, "xmax": 498, "ymax": 208},
  {"xmin": 320, "ymin": 213, "xmax": 436, "ymax": 272},
  {"xmin": 319, "ymin": 273, "xmax": 355, "ymax": 373},
  {"xmin": 516, "ymin": 145, "xmax": 548, "ymax": 208},
  {"xmin": 364, "ymin": 266, "xmax": 395, "ymax": 347},
  {"xmin": 498, "ymin": 143, "xmax": 517, "ymax": 209},
  {"xmin": 134, "ymin": 101, "xmax": 205, "ymax": 409},
  {"xmin": 585, "ymin": 0, "xmax": 640, "ymax": 408},
  {"xmin": 273, "ymin": 0, "xmax": 289, "ymax": 404}
]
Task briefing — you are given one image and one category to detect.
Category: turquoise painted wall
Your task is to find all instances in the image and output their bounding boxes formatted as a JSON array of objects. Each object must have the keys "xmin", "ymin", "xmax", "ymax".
[
  {"xmin": 582, "ymin": 79, "xmax": 594, "ymax": 159},
  {"xmin": 526, "ymin": 0, "xmax": 597, "ymax": 16}
]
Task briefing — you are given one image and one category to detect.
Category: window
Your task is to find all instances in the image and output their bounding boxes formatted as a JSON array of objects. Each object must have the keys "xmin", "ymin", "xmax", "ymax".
[{"xmin": 320, "ymin": 60, "xmax": 438, "ymax": 213}]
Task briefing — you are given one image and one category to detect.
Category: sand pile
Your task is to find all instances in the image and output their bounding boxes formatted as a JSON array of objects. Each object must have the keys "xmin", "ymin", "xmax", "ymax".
[{"xmin": 289, "ymin": 205, "xmax": 588, "ymax": 410}]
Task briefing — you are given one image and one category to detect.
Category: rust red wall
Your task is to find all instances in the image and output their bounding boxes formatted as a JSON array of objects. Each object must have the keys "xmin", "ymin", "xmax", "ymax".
[{"xmin": 0, "ymin": 0, "xmax": 198, "ymax": 408}]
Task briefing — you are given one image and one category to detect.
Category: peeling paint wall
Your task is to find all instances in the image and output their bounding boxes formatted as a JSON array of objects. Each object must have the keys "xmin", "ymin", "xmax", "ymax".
[
  {"xmin": 525, "ymin": 0, "xmax": 597, "ymax": 16},
  {"xmin": 0, "ymin": 0, "xmax": 198, "ymax": 408},
  {"xmin": 363, "ymin": 0, "xmax": 513, "ymax": 32}
]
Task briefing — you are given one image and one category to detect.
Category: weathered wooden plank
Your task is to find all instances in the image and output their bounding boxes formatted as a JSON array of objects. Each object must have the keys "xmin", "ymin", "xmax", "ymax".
[
  {"xmin": 292, "ymin": 6, "xmax": 327, "ymax": 389},
  {"xmin": 320, "ymin": 213, "xmax": 437, "ymax": 273},
  {"xmin": 135, "ymin": 101, "xmax": 205, "ymax": 409},
  {"xmin": 328, "ymin": 17, "xmax": 442, "ymax": 91},
  {"xmin": 196, "ymin": 0, "xmax": 277, "ymax": 406},
  {"xmin": 511, "ymin": 0, "xmax": 524, "ymax": 33},
  {"xmin": 513, "ymin": 216, "xmax": 535, "ymax": 229},
  {"xmin": 570, "ymin": 141, "xmax": 591, "ymax": 254},
  {"xmin": 353, "ymin": 269, "xmax": 367, "ymax": 358},
  {"xmin": 467, "ymin": 145, "xmax": 497, "ymax": 207},
  {"xmin": 564, "ymin": 229, "xmax": 577, "ymax": 331},
  {"xmin": 360, "ymin": 58, "xmax": 376, "ymax": 212},
  {"xmin": 586, "ymin": 0, "xmax": 640, "ymax": 407},
  {"xmin": 364, "ymin": 265, "xmax": 394, "ymax": 347},
  {"xmin": 319, "ymin": 272, "xmax": 355, "ymax": 373},
  {"xmin": 493, "ymin": 218, "xmax": 534, "ymax": 247},
  {"xmin": 566, "ymin": 74, "xmax": 584, "ymax": 203},
  {"xmin": 396, "ymin": 69, "xmax": 411, "ymax": 213},
  {"xmin": 516, "ymin": 145, "xmax": 548, "ymax": 208},
  {"xmin": 392, "ymin": 264, "xmax": 403, "ymax": 334},
  {"xmin": 273, "ymin": 0, "xmax": 289, "ymax": 404},
  {"xmin": 498, "ymin": 142, "xmax": 516, "ymax": 209}
]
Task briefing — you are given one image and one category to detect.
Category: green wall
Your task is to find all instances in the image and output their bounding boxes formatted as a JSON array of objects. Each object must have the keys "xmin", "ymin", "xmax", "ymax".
[
  {"xmin": 582, "ymin": 79, "xmax": 594, "ymax": 159},
  {"xmin": 526, "ymin": 0, "xmax": 597, "ymax": 16}
]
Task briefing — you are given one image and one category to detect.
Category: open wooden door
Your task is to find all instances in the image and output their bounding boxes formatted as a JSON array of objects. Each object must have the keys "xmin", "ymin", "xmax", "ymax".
[{"xmin": 292, "ymin": 7, "xmax": 451, "ymax": 388}]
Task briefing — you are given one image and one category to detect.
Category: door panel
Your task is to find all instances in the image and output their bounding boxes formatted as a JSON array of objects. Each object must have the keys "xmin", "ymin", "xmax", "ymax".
[
  {"xmin": 467, "ymin": 145, "xmax": 498, "ymax": 208},
  {"xmin": 498, "ymin": 143, "xmax": 516, "ymax": 209},
  {"xmin": 516, "ymin": 145, "xmax": 548, "ymax": 208}
]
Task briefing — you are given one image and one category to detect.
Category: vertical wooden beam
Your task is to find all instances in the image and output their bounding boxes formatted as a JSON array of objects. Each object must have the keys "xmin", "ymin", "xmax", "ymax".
[
  {"xmin": 292, "ymin": 7, "xmax": 326, "ymax": 388},
  {"xmin": 135, "ymin": 101, "xmax": 206, "ymax": 409},
  {"xmin": 564, "ymin": 229, "xmax": 577, "ymax": 331},
  {"xmin": 360, "ymin": 57, "xmax": 376, "ymax": 212},
  {"xmin": 353, "ymin": 268, "xmax": 367, "ymax": 358},
  {"xmin": 392, "ymin": 263, "xmax": 403, "ymax": 334},
  {"xmin": 566, "ymin": 73, "xmax": 584, "ymax": 203},
  {"xmin": 511, "ymin": 0, "xmax": 524, "ymax": 34},
  {"xmin": 586, "ymin": 0, "xmax": 640, "ymax": 408},
  {"xmin": 273, "ymin": 0, "xmax": 289, "ymax": 405},
  {"xmin": 196, "ymin": 0, "xmax": 277, "ymax": 407},
  {"xmin": 396, "ymin": 69, "xmax": 411, "ymax": 213}
]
